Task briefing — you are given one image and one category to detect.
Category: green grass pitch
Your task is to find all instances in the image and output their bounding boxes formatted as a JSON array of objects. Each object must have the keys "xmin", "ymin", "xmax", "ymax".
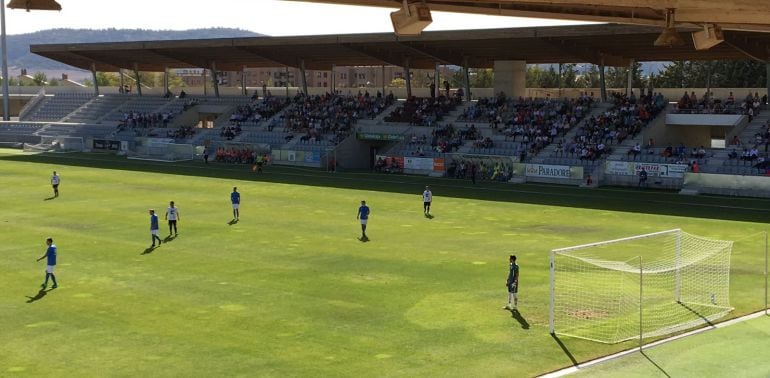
[
  {"xmin": 573, "ymin": 315, "xmax": 770, "ymax": 377},
  {"xmin": 0, "ymin": 148, "xmax": 769, "ymax": 376}
]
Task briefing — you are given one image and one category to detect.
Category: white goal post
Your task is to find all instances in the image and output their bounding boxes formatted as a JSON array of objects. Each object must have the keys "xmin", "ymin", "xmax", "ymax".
[
  {"xmin": 23, "ymin": 135, "xmax": 85, "ymax": 153},
  {"xmin": 127, "ymin": 140, "xmax": 194, "ymax": 162},
  {"xmin": 549, "ymin": 229, "xmax": 733, "ymax": 344}
]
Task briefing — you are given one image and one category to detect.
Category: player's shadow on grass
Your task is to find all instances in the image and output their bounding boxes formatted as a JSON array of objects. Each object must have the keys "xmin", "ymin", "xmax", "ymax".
[
  {"xmin": 425, "ymin": 213, "xmax": 434, "ymax": 219},
  {"xmin": 358, "ymin": 236, "xmax": 370, "ymax": 242},
  {"xmin": 509, "ymin": 308, "xmax": 530, "ymax": 329},
  {"xmin": 43, "ymin": 196, "xmax": 56, "ymax": 201},
  {"xmin": 641, "ymin": 351, "xmax": 671, "ymax": 377},
  {"xmin": 550, "ymin": 333, "xmax": 578, "ymax": 366},
  {"xmin": 228, "ymin": 219, "xmax": 239, "ymax": 225},
  {"xmin": 163, "ymin": 235, "xmax": 177, "ymax": 243},
  {"xmin": 26, "ymin": 288, "xmax": 50, "ymax": 303}
]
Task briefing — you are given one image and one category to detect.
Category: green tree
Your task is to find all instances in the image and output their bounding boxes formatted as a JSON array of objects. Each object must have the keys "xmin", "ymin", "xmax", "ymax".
[
  {"xmin": 470, "ymin": 68, "xmax": 494, "ymax": 88},
  {"xmin": 95, "ymin": 72, "xmax": 121, "ymax": 87},
  {"xmin": 32, "ymin": 72, "xmax": 48, "ymax": 86},
  {"xmin": 389, "ymin": 78, "xmax": 406, "ymax": 88}
]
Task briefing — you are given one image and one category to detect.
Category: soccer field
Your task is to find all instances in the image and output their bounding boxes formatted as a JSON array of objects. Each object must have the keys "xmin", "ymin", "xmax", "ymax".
[
  {"xmin": 572, "ymin": 315, "xmax": 770, "ymax": 377},
  {"xmin": 1, "ymin": 149, "xmax": 769, "ymax": 376}
]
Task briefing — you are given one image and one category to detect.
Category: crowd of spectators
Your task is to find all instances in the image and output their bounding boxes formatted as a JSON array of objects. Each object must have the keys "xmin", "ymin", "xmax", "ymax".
[
  {"xmin": 229, "ymin": 96, "xmax": 290, "ymax": 125},
  {"xmin": 554, "ymin": 91, "xmax": 665, "ymax": 162},
  {"xmin": 673, "ymin": 91, "xmax": 766, "ymax": 119},
  {"xmin": 117, "ymin": 111, "xmax": 173, "ymax": 131},
  {"xmin": 215, "ymin": 146, "xmax": 269, "ymax": 165},
  {"xmin": 220, "ymin": 125, "xmax": 241, "ymax": 141},
  {"xmin": 280, "ymin": 91, "xmax": 394, "ymax": 144},
  {"xmin": 167, "ymin": 126, "xmax": 195, "ymax": 140},
  {"xmin": 489, "ymin": 94, "xmax": 594, "ymax": 157},
  {"xmin": 385, "ymin": 95, "xmax": 462, "ymax": 126}
]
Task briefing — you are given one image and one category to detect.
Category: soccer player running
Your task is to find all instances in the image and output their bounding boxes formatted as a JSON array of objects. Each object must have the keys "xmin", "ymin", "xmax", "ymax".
[
  {"xmin": 51, "ymin": 171, "xmax": 60, "ymax": 197},
  {"xmin": 36, "ymin": 238, "xmax": 58, "ymax": 289},
  {"xmin": 231, "ymin": 187, "xmax": 240, "ymax": 220},
  {"xmin": 422, "ymin": 185, "xmax": 432, "ymax": 216},
  {"xmin": 149, "ymin": 209, "xmax": 162, "ymax": 247},
  {"xmin": 165, "ymin": 201, "xmax": 179, "ymax": 236},
  {"xmin": 504, "ymin": 255, "xmax": 519, "ymax": 310},
  {"xmin": 357, "ymin": 200, "xmax": 370, "ymax": 240}
]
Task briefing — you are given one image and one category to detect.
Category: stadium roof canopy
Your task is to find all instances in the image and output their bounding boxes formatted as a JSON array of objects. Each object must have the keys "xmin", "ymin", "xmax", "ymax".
[
  {"xmin": 31, "ymin": 24, "xmax": 770, "ymax": 73},
  {"xmin": 285, "ymin": 0, "xmax": 770, "ymax": 33}
]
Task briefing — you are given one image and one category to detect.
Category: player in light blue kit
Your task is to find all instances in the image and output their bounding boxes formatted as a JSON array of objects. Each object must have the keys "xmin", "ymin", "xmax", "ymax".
[{"xmin": 36, "ymin": 237, "xmax": 58, "ymax": 289}]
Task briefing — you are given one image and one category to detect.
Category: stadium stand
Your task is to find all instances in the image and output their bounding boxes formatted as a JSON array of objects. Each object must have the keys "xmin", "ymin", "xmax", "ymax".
[{"xmin": 22, "ymin": 93, "xmax": 94, "ymax": 122}]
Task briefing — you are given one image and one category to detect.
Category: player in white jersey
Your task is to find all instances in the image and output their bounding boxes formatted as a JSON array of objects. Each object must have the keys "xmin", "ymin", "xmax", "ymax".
[
  {"xmin": 422, "ymin": 186, "xmax": 432, "ymax": 216},
  {"xmin": 165, "ymin": 201, "xmax": 180, "ymax": 236},
  {"xmin": 50, "ymin": 171, "xmax": 60, "ymax": 197}
]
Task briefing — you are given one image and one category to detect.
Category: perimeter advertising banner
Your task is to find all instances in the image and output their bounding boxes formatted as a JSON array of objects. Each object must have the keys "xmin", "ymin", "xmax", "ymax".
[
  {"xmin": 92, "ymin": 139, "xmax": 121, "ymax": 151},
  {"xmin": 357, "ymin": 132, "xmax": 404, "ymax": 141},
  {"xmin": 377, "ymin": 155, "xmax": 444, "ymax": 172},
  {"xmin": 518, "ymin": 163, "xmax": 583, "ymax": 179},
  {"xmin": 605, "ymin": 161, "xmax": 687, "ymax": 178}
]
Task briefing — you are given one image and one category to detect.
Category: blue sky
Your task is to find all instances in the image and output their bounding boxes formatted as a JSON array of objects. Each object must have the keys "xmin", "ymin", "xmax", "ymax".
[{"xmin": 4, "ymin": 0, "xmax": 590, "ymax": 35}]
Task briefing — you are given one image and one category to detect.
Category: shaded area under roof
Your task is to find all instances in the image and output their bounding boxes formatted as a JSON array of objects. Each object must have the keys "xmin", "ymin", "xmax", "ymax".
[{"xmin": 31, "ymin": 24, "xmax": 770, "ymax": 73}]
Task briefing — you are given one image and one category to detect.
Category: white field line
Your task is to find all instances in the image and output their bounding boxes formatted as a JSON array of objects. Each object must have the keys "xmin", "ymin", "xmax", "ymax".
[
  {"xmin": 539, "ymin": 310, "xmax": 768, "ymax": 378},
  {"xmin": 3, "ymin": 150, "xmax": 770, "ymax": 213}
]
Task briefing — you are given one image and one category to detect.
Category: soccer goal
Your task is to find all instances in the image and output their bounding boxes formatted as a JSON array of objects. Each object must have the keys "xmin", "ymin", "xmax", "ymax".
[
  {"xmin": 128, "ymin": 141, "xmax": 195, "ymax": 162},
  {"xmin": 23, "ymin": 135, "xmax": 85, "ymax": 153},
  {"xmin": 549, "ymin": 229, "xmax": 733, "ymax": 344}
]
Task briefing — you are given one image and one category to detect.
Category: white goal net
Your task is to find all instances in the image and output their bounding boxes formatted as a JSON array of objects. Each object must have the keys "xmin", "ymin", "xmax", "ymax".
[
  {"xmin": 23, "ymin": 136, "xmax": 85, "ymax": 153},
  {"xmin": 549, "ymin": 229, "xmax": 733, "ymax": 344},
  {"xmin": 128, "ymin": 139, "xmax": 194, "ymax": 162}
]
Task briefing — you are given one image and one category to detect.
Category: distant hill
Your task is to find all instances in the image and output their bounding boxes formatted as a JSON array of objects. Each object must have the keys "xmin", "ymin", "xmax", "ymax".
[{"xmin": 8, "ymin": 28, "xmax": 263, "ymax": 73}]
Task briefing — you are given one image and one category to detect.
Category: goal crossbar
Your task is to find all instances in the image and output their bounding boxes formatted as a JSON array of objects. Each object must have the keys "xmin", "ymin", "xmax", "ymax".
[{"xmin": 549, "ymin": 229, "xmax": 733, "ymax": 344}]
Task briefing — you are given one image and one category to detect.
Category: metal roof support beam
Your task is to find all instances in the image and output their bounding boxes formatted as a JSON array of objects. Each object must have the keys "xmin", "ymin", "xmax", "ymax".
[
  {"xmin": 627, "ymin": 58, "xmax": 634, "ymax": 96},
  {"xmin": 397, "ymin": 42, "xmax": 453, "ymax": 65},
  {"xmin": 341, "ymin": 43, "xmax": 398, "ymax": 67},
  {"xmin": 381, "ymin": 65, "xmax": 386, "ymax": 96},
  {"xmin": 133, "ymin": 62, "xmax": 142, "ymax": 97},
  {"xmin": 766, "ymin": 60, "xmax": 770, "ymax": 102},
  {"xmin": 241, "ymin": 66, "xmax": 247, "ymax": 96},
  {"xmin": 599, "ymin": 58, "xmax": 607, "ymax": 103},
  {"xmin": 235, "ymin": 46, "xmax": 292, "ymax": 67},
  {"xmin": 119, "ymin": 69, "xmax": 124, "ymax": 93},
  {"xmin": 404, "ymin": 57, "xmax": 412, "ymax": 98},
  {"xmin": 211, "ymin": 61, "xmax": 220, "ymax": 98},
  {"xmin": 163, "ymin": 66, "xmax": 169, "ymax": 96},
  {"xmin": 285, "ymin": 66, "xmax": 290, "ymax": 97},
  {"xmin": 331, "ymin": 64, "xmax": 337, "ymax": 94},
  {"xmin": 723, "ymin": 36, "xmax": 767, "ymax": 63},
  {"xmin": 300, "ymin": 59, "xmax": 308, "ymax": 96},
  {"xmin": 539, "ymin": 37, "xmax": 628, "ymax": 66},
  {"xmin": 463, "ymin": 57, "xmax": 471, "ymax": 103},
  {"xmin": 433, "ymin": 63, "xmax": 439, "ymax": 98},
  {"xmin": 91, "ymin": 62, "xmax": 99, "ymax": 96}
]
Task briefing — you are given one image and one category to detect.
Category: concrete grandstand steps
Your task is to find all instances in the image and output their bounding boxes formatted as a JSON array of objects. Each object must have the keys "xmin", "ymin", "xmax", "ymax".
[
  {"xmin": 60, "ymin": 96, "xmax": 101, "ymax": 122},
  {"xmin": 531, "ymin": 101, "xmax": 612, "ymax": 164}
]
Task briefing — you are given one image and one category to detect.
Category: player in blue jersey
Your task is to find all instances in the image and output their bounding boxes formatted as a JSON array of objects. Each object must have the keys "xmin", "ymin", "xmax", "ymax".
[
  {"xmin": 231, "ymin": 187, "xmax": 240, "ymax": 220},
  {"xmin": 504, "ymin": 255, "xmax": 519, "ymax": 310},
  {"xmin": 356, "ymin": 200, "xmax": 370, "ymax": 240},
  {"xmin": 149, "ymin": 209, "xmax": 161, "ymax": 247},
  {"xmin": 36, "ymin": 237, "xmax": 58, "ymax": 289}
]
